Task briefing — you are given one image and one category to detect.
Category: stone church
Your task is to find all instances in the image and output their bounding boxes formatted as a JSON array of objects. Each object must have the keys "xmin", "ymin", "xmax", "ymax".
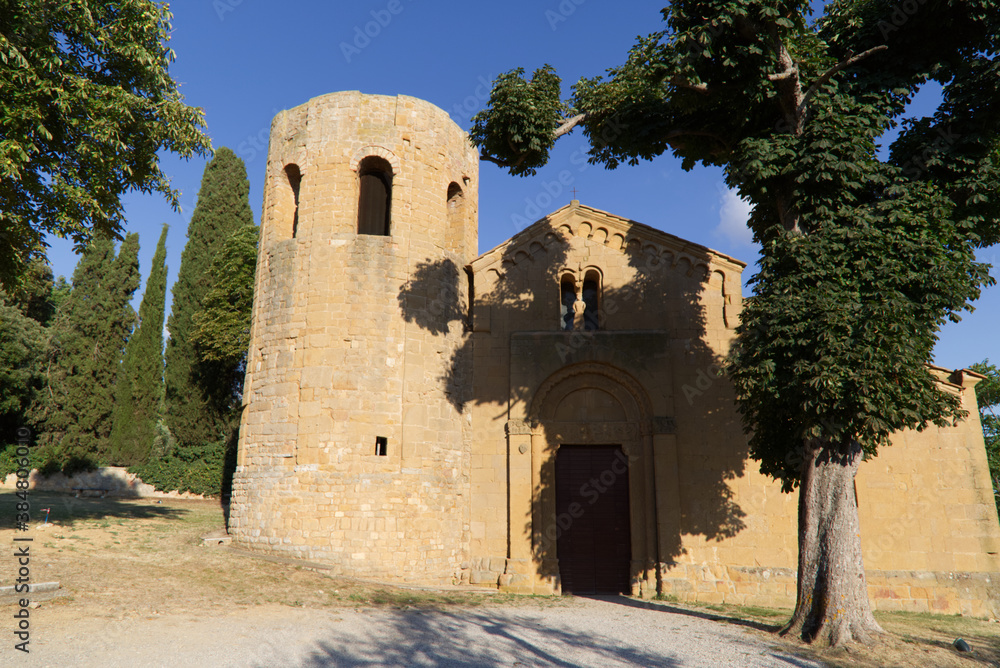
[{"xmin": 228, "ymin": 91, "xmax": 1000, "ymax": 616}]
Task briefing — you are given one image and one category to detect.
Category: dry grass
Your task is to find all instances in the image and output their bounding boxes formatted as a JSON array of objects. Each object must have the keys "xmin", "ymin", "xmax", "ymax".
[
  {"xmin": 654, "ymin": 596, "xmax": 1000, "ymax": 668},
  {"xmin": 0, "ymin": 490, "xmax": 562, "ymax": 619},
  {"xmin": 1, "ymin": 490, "xmax": 996, "ymax": 667}
]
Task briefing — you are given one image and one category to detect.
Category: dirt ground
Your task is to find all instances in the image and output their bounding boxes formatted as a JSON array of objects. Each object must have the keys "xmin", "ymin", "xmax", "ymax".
[{"xmin": 0, "ymin": 491, "xmax": 997, "ymax": 667}]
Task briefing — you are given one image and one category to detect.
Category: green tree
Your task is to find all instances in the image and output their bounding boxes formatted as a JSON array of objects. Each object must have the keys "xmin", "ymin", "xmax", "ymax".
[
  {"xmin": 164, "ymin": 148, "xmax": 254, "ymax": 452},
  {"xmin": 38, "ymin": 234, "xmax": 141, "ymax": 466},
  {"xmin": 0, "ymin": 0, "xmax": 210, "ymax": 291},
  {"xmin": 0, "ymin": 297, "xmax": 45, "ymax": 443},
  {"xmin": 8, "ymin": 258, "xmax": 57, "ymax": 326},
  {"xmin": 470, "ymin": 1, "xmax": 999, "ymax": 646},
  {"xmin": 192, "ymin": 224, "xmax": 259, "ymax": 370},
  {"xmin": 969, "ymin": 359, "xmax": 999, "ymax": 516},
  {"xmin": 110, "ymin": 225, "xmax": 169, "ymax": 466}
]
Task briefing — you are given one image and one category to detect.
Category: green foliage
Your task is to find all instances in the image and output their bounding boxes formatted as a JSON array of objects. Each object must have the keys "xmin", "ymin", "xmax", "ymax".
[
  {"xmin": 470, "ymin": 66, "xmax": 569, "ymax": 176},
  {"xmin": 164, "ymin": 147, "xmax": 253, "ymax": 455},
  {"xmin": 110, "ymin": 225, "xmax": 169, "ymax": 466},
  {"xmin": 129, "ymin": 435, "xmax": 236, "ymax": 497},
  {"xmin": 7, "ymin": 258, "xmax": 57, "ymax": 326},
  {"xmin": 37, "ymin": 234, "xmax": 141, "ymax": 466},
  {"xmin": 0, "ymin": 442, "xmax": 46, "ymax": 479},
  {"xmin": 470, "ymin": 1, "xmax": 1000, "ymax": 492},
  {"xmin": 0, "ymin": 0, "xmax": 211, "ymax": 291},
  {"xmin": 50, "ymin": 276, "xmax": 71, "ymax": 313},
  {"xmin": 0, "ymin": 298, "xmax": 44, "ymax": 442},
  {"xmin": 192, "ymin": 224, "xmax": 259, "ymax": 368},
  {"xmin": 969, "ymin": 360, "xmax": 999, "ymax": 514}
]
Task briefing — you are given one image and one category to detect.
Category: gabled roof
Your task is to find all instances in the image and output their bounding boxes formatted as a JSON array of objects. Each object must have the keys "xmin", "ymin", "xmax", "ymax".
[{"xmin": 470, "ymin": 201, "xmax": 747, "ymax": 275}]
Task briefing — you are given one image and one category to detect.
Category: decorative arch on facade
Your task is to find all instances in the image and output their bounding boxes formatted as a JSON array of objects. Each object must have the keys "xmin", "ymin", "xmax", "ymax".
[
  {"xmin": 529, "ymin": 362, "xmax": 651, "ymax": 426},
  {"xmin": 349, "ymin": 145, "xmax": 400, "ymax": 175},
  {"xmin": 513, "ymin": 362, "xmax": 660, "ymax": 596}
]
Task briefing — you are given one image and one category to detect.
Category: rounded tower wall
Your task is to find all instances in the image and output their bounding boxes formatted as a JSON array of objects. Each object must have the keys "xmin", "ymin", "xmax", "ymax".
[{"xmin": 230, "ymin": 92, "xmax": 478, "ymax": 584}]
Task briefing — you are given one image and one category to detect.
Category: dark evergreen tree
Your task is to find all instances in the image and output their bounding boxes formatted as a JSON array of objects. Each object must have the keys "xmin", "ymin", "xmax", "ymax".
[
  {"xmin": 50, "ymin": 276, "xmax": 71, "ymax": 313},
  {"xmin": 164, "ymin": 148, "xmax": 253, "ymax": 451},
  {"xmin": 110, "ymin": 225, "xmax": 168, "ymax": 465},
  {"xmin": 38, "ymin": 234, "xmax": 140, "ymax": 466},
  {"xmin": 9, "ymin": 258, "xmax": 57, "ymax": 326},
  {"xmin": 192, "ymin": 224, "xmax": 259, "ymax": 371},
  {"xmin": 0, "ymin": 297, "xmax": 45, "ymax": 443}
]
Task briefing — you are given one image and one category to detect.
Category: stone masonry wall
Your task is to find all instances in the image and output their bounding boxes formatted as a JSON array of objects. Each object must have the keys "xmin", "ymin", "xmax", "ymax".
[{"xmin": 230, "ymin": 92, "xmax": 479, "ymax": 584}]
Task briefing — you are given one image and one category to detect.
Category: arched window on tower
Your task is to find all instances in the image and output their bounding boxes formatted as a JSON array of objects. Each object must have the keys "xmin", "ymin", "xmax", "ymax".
[
  {"xmin": 446, "ymin": 182, "xmax": 464, "ymax": 249},
  {"xmin": 560, "ymin": 274, "xmax": 577, "ymax": 331},
  {"xmin": 447, "ymin": 182, "xmax": 464, "ymax": 215},
  {"xmin": 284, "ymin": 164, "xmax": 301, "ymax": 238},
  {"xmin": 582, "ymin": 270, "xmax": 601, "ymax": 330},
  {"xmin": 357, "ymin": 156, "xmax": 392, "ymax": 235}
]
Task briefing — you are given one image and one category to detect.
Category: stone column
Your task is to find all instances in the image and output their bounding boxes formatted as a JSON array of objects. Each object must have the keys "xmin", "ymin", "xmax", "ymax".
[
  {"xmin": 653, "ymin": 432, "xmax": 683, "ymax": 593},
  {"xmin": 501, "ymin": 420, "xmax": 534, "ymax": 593}
]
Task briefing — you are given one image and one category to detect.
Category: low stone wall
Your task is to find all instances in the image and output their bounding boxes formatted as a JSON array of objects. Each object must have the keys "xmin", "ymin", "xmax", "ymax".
[
  {"xmin": 0, "ymin": 466, "xmax": 211, "ymax": 500},
  {"xmin": 660, "ymin": 563, "xmax": 1000, "ymax": 618}
]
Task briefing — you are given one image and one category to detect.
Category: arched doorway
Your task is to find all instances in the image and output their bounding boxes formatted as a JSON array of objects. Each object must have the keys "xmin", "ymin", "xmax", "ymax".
[
  {"xmin": 555, "ymin": 443, "xmax": 632, "ymax": 593},
  {"xmin": 525, "ymin": 362, "xmax": 656, "ymax": 596}
]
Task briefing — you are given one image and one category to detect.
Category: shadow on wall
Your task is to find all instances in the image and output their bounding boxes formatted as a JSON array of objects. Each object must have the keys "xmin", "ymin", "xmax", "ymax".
[{"xmin": 397, "ymin": 213, "xmax": 748, "ymax": 570}]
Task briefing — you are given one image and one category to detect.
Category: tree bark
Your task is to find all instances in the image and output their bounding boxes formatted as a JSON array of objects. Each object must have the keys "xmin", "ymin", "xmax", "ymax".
[{"xmin": 782, "ymin": 439, "xmax": 885, "ymax": 646}]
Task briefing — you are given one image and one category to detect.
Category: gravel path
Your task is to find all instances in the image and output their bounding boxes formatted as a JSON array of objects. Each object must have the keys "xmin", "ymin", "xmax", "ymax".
[{"xmin": 16, "ymin": 596, "xmax": 822, "ymax": 667}]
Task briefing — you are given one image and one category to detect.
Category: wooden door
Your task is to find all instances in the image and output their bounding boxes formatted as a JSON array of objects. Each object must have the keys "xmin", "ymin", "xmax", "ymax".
[{"xmin": 555, "ymin": 445, "xmax": 631, "ymax": 594}]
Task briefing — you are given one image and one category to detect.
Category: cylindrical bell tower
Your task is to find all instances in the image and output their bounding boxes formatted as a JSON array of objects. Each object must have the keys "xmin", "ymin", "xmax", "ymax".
[{"xmin": 230, "ymin": 92, "xmax": 479, "ymax": 583}]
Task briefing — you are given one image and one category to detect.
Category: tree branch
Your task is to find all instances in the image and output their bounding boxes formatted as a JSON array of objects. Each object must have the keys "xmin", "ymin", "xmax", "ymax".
[
  {"xmin": 554, "ymin": 113, "xmax": 588, "ymax": 138},
  {"xmin": 798, "ymin": 46, "xmax": 889, "ymax": 116},
  {"xmin": 669, "ymin": 77, "xmax": 711, "ymax": 94},
  {"xmin": 664, "ymin": 129, "xmax": 731, "ymax": 154}
]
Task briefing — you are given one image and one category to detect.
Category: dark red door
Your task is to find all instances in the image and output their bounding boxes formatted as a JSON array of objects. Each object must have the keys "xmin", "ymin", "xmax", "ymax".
[{"xmin": 555, "ymin": 445, "xmax": 631, "ymax": 594}]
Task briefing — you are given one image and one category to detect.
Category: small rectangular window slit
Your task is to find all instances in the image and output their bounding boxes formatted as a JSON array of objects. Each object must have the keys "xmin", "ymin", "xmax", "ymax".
[{"xmin": 375, "ymin": 436, "xmax": 388, "ymax": 456}]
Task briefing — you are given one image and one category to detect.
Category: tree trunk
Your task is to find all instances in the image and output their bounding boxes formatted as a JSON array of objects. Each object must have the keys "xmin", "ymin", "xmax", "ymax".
[{"xmin": 782, "ymin": 439, "xmax": 885, "ymax": 646}]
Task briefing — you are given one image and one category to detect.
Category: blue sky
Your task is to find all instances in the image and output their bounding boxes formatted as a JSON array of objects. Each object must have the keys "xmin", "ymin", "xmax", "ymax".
[{"xmin": 44, "ymin": 0, "xmax": 998, "ymax": 370}]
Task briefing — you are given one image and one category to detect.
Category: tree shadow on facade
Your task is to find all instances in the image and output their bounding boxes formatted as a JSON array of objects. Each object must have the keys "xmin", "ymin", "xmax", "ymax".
[{"xmin": 397, "ymin": 210, "xmax": 749, "ymax": 588}]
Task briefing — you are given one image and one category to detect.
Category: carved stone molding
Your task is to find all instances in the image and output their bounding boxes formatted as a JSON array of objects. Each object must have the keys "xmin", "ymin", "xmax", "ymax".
[
  {"xmin": 540, "ymin": 421, "xmax": 639, "ymax": 443},
  {"xmin": 505, "ymin": 419, "xmax": 535, "ymax": 436},
  {"xmin": 349, "ymin": 144, "xmax": 400, "ymax": 175},
  {"xmin": 650, "ymin": 416, "xmax": 677, "ymax": 435},
  {"xmin": 529, "ymin": 361, "xmax": 652, "ymax": 423}
]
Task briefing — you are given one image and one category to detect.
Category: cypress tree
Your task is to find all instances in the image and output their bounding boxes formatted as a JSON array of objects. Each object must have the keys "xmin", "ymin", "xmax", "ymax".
[
  {"xmin": 164, "ymin": 148, "xmax": 253, "ymax": 451},
  {"xmin": 39, "ymin": 234, "xmax": 140, "ymax": 466},
  {"xmin": 110, "ymin": 225, "xmax": 168, "ymax": 465}
]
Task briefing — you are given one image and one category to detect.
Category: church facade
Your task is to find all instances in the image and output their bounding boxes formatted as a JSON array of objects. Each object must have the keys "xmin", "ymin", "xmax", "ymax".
[{"xmin": 228, "ymin": 91, "xmax": 1000, "ymax": 617}]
